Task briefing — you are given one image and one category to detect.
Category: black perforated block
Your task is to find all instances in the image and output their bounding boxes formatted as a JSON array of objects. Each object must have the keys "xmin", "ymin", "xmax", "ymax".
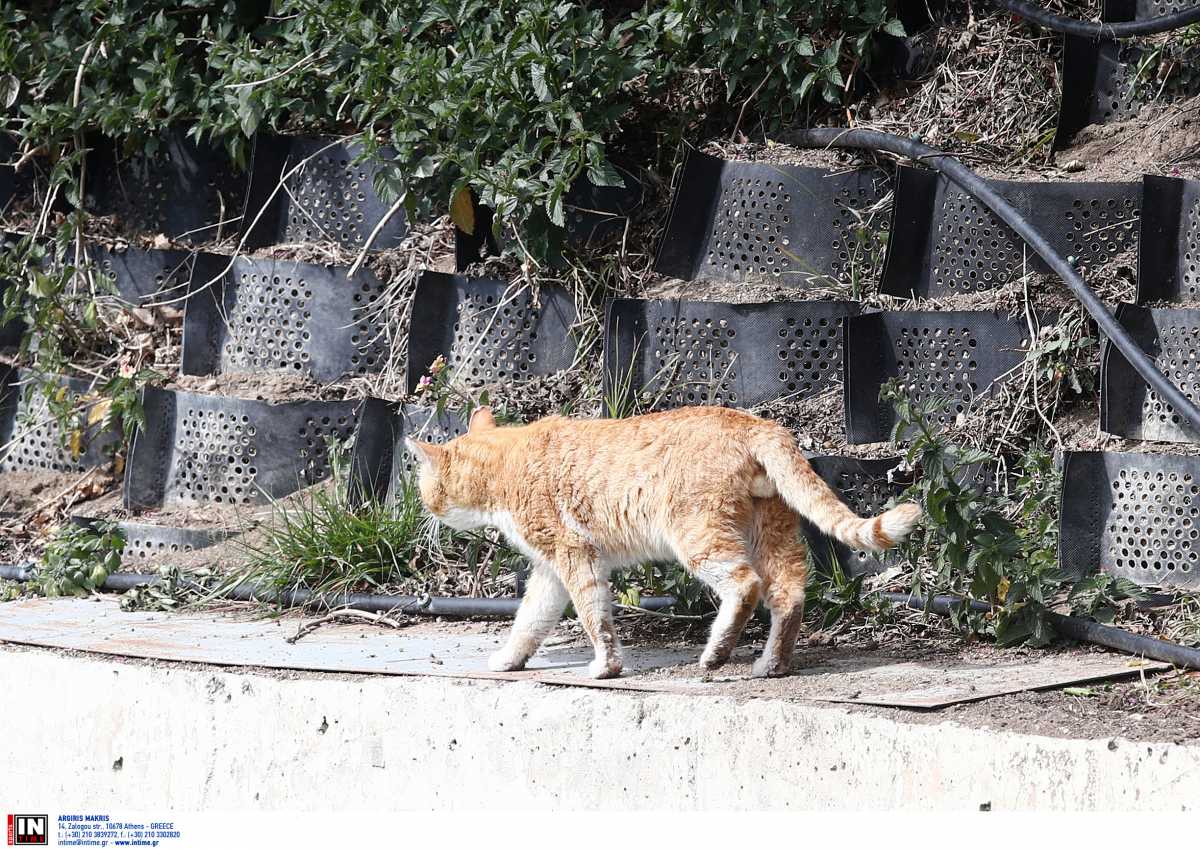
[
  {"xmin": 1100, "ymin": 305, "xmax": 1200, "ymax": 444},
  {"xmin": 843, "ymin": 311, "xmax": 1034, "ymax": 444},
  {"xmin": 881, "ymin": 165, "xmax": 1140, "ymax": 297},
  {"xmin": 655, "ymin": 149, "xmax": 890, "ymax": 288},
  {"xmin": 90, "ymin": 245, "xmax": 227, "ymax": 306},
  {"xmin": 1060, "ymin": 451, "xmax": 1200, "ymax": 589},
  {"xmin": 124, "ymin": 388, "xmax": 360, "ymax": 510},
  {"xmin": 86, "ymin": 128, "xmax": 248, "ymax": 244},
  {"xmin": 349, "ymin": 400, "xmax": 468, "ymax": 505},
  {"xmin": 181, "ymin": 256, "xmax": 390, "ymax": 382},
  {"xmin": 405, "ymin": 272, "xmax": 578, "ymax": 394},
  {"xmin": 603, "ymin": 298, "xmax": 860, "ymax": 411},
  {"xmin": 0, "ymin": 369, "xmax": 122, "ymax": 473},
  {"xmin": 802, "ymin": 456, "xmax": 913, "ymax": 577},
  {"xmin": 1056, "ymin": 36, "xmax": 1200, "ymax": 149},
  {"xmin": 242, "ymin": 135, "xmax": 407, "ymax": 251},
  {"xmin": 1137, "ymin": 175, "xmax": 1200, "ymax": 303}
]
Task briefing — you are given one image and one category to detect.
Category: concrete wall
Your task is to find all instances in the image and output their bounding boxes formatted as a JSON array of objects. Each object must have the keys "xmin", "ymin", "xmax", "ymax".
[{"xmin": 1, "ymin": 645, "xmax": 1197, "ymax": 811}]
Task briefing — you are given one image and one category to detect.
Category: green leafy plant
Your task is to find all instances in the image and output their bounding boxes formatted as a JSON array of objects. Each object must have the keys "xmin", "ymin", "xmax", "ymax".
[
  {"xmin": 31, "ymin": 520, "xmax": 124, "ymax": 597},
  {"xmin": 806, "ymin": 550, "xmax": 868, "ymax": 630},
  {"xmin": 613, "ymin": 560, "xmax": 712, "ymax": 616},
  {"xmin": 885, "ymin": 380, "xmax": 1068, "ymax": 646}
]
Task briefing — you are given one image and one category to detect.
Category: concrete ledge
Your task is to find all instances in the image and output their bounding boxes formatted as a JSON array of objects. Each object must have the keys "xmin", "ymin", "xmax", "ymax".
[{"xmin": 2, "ymin": 644, "xmax": 1197, "ymax": 810}]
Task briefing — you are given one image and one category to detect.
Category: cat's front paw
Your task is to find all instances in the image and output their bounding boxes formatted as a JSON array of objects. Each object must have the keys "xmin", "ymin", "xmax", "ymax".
[
  {"xmin": 587, "ymin": 655, "xmax": 623, "ymax": 679},
  {"xmin": 699, "ymin": 646, "xmax": 732, "ymax": 671},
  {"xmin": 488, "ymin": 648, "xmax": 528, "ymax": 672}
]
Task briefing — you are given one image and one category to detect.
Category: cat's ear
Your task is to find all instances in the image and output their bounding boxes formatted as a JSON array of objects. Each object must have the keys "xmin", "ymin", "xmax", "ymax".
[
  {"xmin": 468, "ymin": 405, "xmax": 496, "ymax": 432},
  {"xmin": 405, "ymin": 438, "xmax": 446, "ymax": 469}
]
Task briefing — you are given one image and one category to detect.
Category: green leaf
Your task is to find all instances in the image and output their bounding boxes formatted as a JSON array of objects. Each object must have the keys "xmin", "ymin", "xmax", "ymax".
[
  {"xmin": 586, "ymin": 158, "xmax": 624, "ymax": 188},
  {"xmin": 530, "ymin": 63, "xmax": 551, "ymax": 102}
]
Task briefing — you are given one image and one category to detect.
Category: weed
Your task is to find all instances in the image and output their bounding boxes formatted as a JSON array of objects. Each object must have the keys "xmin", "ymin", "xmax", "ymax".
[
  {"xmin": 29, "ymin": 520, "xmax": 124, "ymax": 597},
  {"xmin": 235, "ymin": 438, "xmax": 522, "ymax": 602}
]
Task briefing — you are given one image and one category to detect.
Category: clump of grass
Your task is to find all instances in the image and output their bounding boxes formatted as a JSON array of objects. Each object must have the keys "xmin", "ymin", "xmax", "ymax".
[{"xmin": 235, "ymin": 472, "xmax": 521, "ymax": 602}]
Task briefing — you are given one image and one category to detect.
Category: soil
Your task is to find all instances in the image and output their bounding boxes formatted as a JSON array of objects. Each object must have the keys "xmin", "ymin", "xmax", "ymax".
[
  {"xmin": 168, "ymin": 370, "xmax": 349, "ymax": 403},
  {"xmin": 643, "ymin": 275, "xmax": 863, "ymax": 304},
  {"xmin": 0, "ymin": 469, "xmax": 113, "ymax": 515},
  {"xmin": 1058, "ymin": 95, "xmax": 1200, "ymax": 183},
  {"xmin": 701, "ymin": 139, "xmax": 877, "ymax": 171}
]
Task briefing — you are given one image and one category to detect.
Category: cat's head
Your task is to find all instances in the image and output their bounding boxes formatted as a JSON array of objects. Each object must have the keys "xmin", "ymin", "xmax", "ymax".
[{"xmin": 404, "ymin": 405, "xmax": 499, "ymax": 531}]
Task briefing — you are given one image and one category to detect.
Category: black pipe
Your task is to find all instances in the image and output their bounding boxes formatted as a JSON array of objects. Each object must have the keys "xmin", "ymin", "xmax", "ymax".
[
  {"xmin": 880, "ymin": 591, "xmax": 1200, "ymax": 670},
  {"xmin": 998, "ymin": 1, "xmax": 1200, "ymax": 37},
  {"xmin": 787, "ymin": 127, "xmax": 1200, "ymax": 434},
  {"xmin": 0, "ymin": 565, "xmax": 676, "ymax": 617}
]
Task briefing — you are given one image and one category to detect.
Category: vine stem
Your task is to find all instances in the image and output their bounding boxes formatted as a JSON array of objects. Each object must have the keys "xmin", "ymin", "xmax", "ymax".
[{"xmin": 71, "ymin": 36, "xmax": 100, "ymax": 294}]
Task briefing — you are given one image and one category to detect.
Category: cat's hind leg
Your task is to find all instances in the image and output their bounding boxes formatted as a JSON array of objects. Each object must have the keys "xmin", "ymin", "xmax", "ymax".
[
  {"xmin": 488, "ymin": 562, "xmax": 571, "ymax": 672},
  {"xmin": 679, "ymin": 531, "xmax": 762, "ymax": 671},
  {"xmin": 750, "ymin": 497, "xmax": 808, "ymax": 678}
]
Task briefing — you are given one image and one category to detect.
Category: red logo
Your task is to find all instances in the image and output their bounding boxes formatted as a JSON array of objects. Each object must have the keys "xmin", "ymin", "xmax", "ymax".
[{"xmin": 6, "ymin": 815, "xmax": 48, "ymax": 845}]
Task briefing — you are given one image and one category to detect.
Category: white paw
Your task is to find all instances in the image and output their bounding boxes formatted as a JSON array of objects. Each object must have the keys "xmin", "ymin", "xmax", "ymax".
[
  {"xmin": 751, "ymin": 656, "xmax": 787, "ymax": 678},
  {"xmin": 587, "ymin": 655, "xmax": 623, "ymax": 679},
  {"xmin": 699, "ymin": 647, "xmax": 730, "ymax": 671},
  {"xmin": 488, "ymin": 649, "xmax": 527, "ymax": 672}
]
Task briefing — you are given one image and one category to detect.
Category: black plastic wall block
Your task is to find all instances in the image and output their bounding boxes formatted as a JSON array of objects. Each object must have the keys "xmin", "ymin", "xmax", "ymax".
[
  {"xmin": 881, "ymin": 165, "xmax": 1140, "ymax": 297},
  {"xmin": 1056, "ymin": 36, "xmax": 1200, "ymax": 150},
  {"xmin": 562, "ymin": 165, "xmax": 645, "ymax": 246},
  {"xmin": 73, "ymin": 516, "xmax": 233, "ymax": 565},
  {"xmin": 1137, "ymin": 175, "xmax": 1200, "ymax": 303},
  {"xmin": 241, "ymin": 135, "xmax": 407, "ymax": 251},
  {"xmin": 0, "ymin": 369, "xmax": 122, "ymax": 474},
  {"xmin": 803, "ymin": 456, "xmax": 913, "ymax": 577},
  {"xmin": 348, "ymin": 400, "xmax": 468, "ymax": 505},
  {"xmin": 843, "ymin": 310, "xmax": 1034, "ymax": 444},
  {"xmin": 180, "ymin": 255, "xmax": 390, "ymax": 382},
  {"xmin": 85, "ymin": 128, "xmax": 248, "ymax": 244},
  {"xmin": 1060, "ymin": 451, "xmax": 1200, "ymax": 589},
  {"xmin": 89, "ymin": 244, "xmax": 227, "ymax": 306},
  {"xmin": 654, "ymin": 149, "xmax": 891, "ymax": 288},
  {"xmin": 603, "ymin": 298, "xmax": 861, "ymax": 411},
  {"xmin": 124, "ymin": 387, "xmax": 360, "ymax": 511},
  {"xmin": 405, "ymin": 272, "xmax": 579, "ymax": 394},
  {"xmin": 1100, "ymin": 305, "xmax": 1200, "ymax": 444},
  {"xmin": 1102, "ymin": 0, "xmax": 1196, "ymax": 21},
  {"xmin": 452, "ymin": 170, "xmax": 644, "ymax": 271}
]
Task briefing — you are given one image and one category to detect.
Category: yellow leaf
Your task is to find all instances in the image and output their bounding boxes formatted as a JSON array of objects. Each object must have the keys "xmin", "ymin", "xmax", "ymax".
[
  {"xmin": 449, "ymin": 186, "xmax": 475, "ymax": 235},
  {"xmin": 69, "ymin": 429, "xmax": 83, "ymax": 459},
  {"xmin": 87, "ymin": 397, "xmax": 112, "ymax": 427},
  {"xmin": 997, "ymin": 577, "xmax": 1010, "ymax": 603}
]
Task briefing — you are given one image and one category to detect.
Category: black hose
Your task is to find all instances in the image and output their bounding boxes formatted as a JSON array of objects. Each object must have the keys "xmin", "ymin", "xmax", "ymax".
[
  {"xmin": 0, "ymin": 564, "xmax": 676, "ymax": 617},
  {"xmin": 998, "ymin": 0, "xmax": 1200, "ymax": 37},
  {"xmin": 880, "ymin": 591, "xmax": 1200, "ymax": 670},
  {"xmin": 787, "ymin": 127, "xmax": 1200, "ymax": 433}
]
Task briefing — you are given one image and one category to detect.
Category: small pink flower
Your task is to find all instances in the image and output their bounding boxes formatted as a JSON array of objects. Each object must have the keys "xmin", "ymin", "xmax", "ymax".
[
  {"xmin": 416, "ymin": 375, "xmax": 432, "ymax": 393},
  {"xmin": 430, "ymin": 355, "xmax": 447, "ymax": 376}
]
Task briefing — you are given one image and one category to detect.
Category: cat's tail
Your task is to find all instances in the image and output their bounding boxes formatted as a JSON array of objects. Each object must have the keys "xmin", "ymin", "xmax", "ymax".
[{"xmin": 749, "ymin": 426, "xmax": 921, "ymax": 553}]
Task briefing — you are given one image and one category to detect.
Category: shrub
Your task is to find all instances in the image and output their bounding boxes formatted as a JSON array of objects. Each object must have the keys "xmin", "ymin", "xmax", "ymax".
[{"xmin": 2, "ymin": 0, "xmax": 902, "ymax": 256}]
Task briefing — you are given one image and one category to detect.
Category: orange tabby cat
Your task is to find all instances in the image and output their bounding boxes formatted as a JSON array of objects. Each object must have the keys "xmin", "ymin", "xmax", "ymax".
[{"xmin": 407, "ymin": 405, "xmax": 921, "ymax": 678}]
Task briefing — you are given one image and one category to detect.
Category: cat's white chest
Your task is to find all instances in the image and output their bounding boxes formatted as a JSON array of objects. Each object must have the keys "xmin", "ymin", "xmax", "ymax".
[{"xmin": 488, "ymin": 510, "xmax": 549, "ymax": 566}]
